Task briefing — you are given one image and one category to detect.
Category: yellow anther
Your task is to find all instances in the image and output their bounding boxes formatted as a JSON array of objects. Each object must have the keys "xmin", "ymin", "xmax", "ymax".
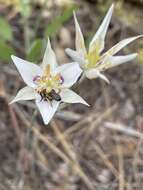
[
  {"xmin": 35, "ymin": 66, "xmax": 62, "ymax": 95},
  {"xmin": 53, "ymin": 74, "xmax": 61, "ymax": 81},
  {"xmin": 43, "ymin": 64, "xmax": 51, "ymax": 77}
]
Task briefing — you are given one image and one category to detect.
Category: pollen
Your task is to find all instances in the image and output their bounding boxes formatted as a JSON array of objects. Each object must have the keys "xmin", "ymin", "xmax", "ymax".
[
  {"xmin": 34, "ymin": 65, "xmax": 63, "ymax": 94},
  {"xmin": 85, "ymin": 49, "xmax": 100, "ymax": 70}
]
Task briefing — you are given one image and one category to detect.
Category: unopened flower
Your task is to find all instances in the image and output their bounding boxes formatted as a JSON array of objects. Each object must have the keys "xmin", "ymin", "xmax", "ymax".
[
  {"xmin": 66, "ymin": 4, "xmax": 143, "ymax": 83},
  {"xmin": 10, "ymin": 39, "xmax": 88, "ymax": 124}
]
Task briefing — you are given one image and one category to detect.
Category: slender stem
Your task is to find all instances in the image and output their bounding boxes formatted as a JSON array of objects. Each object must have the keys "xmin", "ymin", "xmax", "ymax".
[
  {"xmin": 20, "ymin": 0, "xmax": 30, "ymax": 55},
  {"xmin": 34, "ymin": 0, "xmax": 49, "ymax": 37},
  {"xmin": 23, "ymin": 15, "xmax": 30, "ymax": 55}
]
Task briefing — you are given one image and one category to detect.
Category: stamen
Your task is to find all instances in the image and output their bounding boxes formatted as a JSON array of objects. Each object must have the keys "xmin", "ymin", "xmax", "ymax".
[
  {"xmin": 54, "ymin": 74, "xmax": 61, "ymax": 81},
  {"xmin": 35, "ymin": 68, "xmax": 63, "ymax": 100},
  {"xmin": 43, "ymin": 64, "xmax": 51, "ymax": 77}
]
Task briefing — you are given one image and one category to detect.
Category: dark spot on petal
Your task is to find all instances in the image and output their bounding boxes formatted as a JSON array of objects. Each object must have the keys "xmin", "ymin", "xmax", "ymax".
[
  {"xmin": 33, "ymin": 75, "xmax": 40, "ymax": 82},
  {"xmin": 60, "ymin": 76, "xmax": 64, "ymax": 84}
]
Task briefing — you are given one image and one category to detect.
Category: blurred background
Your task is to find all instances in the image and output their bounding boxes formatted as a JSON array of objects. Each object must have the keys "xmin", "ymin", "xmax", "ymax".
[{"xmin": 0, "ymin": 0, "xmax": 143, "ymax": 189}]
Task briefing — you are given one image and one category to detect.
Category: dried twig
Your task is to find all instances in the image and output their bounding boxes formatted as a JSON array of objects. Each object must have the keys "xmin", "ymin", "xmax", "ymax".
[
  {"xmin": 51, "ymin": 120, "xmax": 96, "ymax": 190},
  {"xmin": 103, "ymin": 122, "xmax": 143, "ymax": 139}
]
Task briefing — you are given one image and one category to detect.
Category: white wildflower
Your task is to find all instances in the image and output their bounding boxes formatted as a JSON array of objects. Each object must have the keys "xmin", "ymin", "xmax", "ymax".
[
  {"xmin": 66, "ymin": 4, "xmax": 143, "ymax": 83},
  {"xmin": 10, "ymin": 39, "xmax": 88, "ymax": 125}
]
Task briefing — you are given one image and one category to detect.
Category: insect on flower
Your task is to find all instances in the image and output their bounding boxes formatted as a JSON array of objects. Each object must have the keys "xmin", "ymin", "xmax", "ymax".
[
  {"xmin": 66, "ymin": 4, "xmax": 143, "ymax": 83},
  {"xmin": 39, "ymin": 89, "xmax": 61, "ymax": 102},
  {"xmin": 10, "ymin": 39, "xmax": 88, "ymax": 125}
]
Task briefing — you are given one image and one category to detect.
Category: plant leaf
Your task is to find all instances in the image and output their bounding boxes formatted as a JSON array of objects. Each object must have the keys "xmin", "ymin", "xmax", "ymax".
[
  {"xmin": 0, "ymin": 18, "xmax": 12, "ymax": 41},
  {"xmin": 0, "ymin": 41, "xmax": 15, "ymax": 62},
  {"xmin": 20, "ymin": 0, "xmax": 31, "ymax": 18},
  {"xmin": 27, "ymin": 39, "xmax": 43, "ymax": 62},
  {"xmin": 45, "ymin": 4, "xmax": 77, "ymax": 37}
]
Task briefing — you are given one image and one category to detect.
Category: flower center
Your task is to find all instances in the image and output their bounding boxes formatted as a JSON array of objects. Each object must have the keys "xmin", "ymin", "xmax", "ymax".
[
  {"xmin": 85, "ymin": 49, "xmax": 100, "ymax": 70},
  {"xmin": 34, "ymin": 65, "xmax": 63, "ymax": 101}
]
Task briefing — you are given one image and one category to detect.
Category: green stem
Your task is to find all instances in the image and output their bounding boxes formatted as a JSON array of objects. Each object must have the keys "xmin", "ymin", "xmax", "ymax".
[
  {"xmin": 23, "ymin": 16, "xmax": 30, "ymax": 54},
  {"xmin": 33, "ymin": 0, "xmax": 49, "ymax": 37}
]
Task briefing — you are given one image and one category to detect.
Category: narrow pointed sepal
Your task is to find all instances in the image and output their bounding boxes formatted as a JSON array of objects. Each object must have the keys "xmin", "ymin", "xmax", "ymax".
[
  {"xmin": 73, "ymin": 11, "xmax": 86, "ymax": 55},
  {"xmin": 89, "ymin": 4, "xmax": 114, "ymax": 53},
  {"xmin": 104, "ymin": 35, "xmax": 143, "ymax": 56},
  {"xmin": 108, "ymin": 53, "xmax": 137, "ymax": 67}
]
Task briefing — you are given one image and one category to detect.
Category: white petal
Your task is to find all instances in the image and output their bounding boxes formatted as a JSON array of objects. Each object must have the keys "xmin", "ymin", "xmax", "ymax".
[
  {"xmin": 98, "ymin": 53, "xmax": 137, "ymax": 71},
  {"xmin": 10, "ymin": 86, "xmax": 36, "ymax": 104},
  {"xmin": 60, "ymin": 89, "xmax": 89, "ymax": 106},
  {"xmin": 89, "ymin": 4, "xmax": 114, "ymax": 53},
  {"xmin": 108, "ymin": 53, "xmax": 137, "ymax": 67},
  {"xmin": 36, "ymin": 99, "xmax": 59, "ymax": 125},
  {"xmin": 65, "ymin": 48, "xmax": 85, "ymax": 66},
  {"xmin": 103, "ymin": 35, "xmax": 143, "ymax": 56},
  {"xmin": 85, "ymin": 69, "xmax": 110, "ymax": 83},
  {"xmin": 11, "ymin": 55, "xmax": 42, "ymax": 87},
  {"xmin": 42, "ymin": 38, "xmax": 58, "ymax": 71},
  {"xmin": 56, "ymin": 62, "xmax": 82, "ymax": 87},
  {"xmin": 73, "ymin": 11, "xmax": 86, "ymax": 55}
]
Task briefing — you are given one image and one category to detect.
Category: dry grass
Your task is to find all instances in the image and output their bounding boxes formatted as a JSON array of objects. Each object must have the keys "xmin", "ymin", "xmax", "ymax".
[{"xmin": 0, "ymin": 0, "xmax": 143, "ymax": 189}]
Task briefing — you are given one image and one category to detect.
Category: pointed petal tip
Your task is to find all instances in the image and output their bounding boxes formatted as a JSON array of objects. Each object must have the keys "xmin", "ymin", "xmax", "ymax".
[
  {"xmin": 9, "ymin": 100, "xmax": 13, "ymax": 105},
  {"xmin": 110, "ymin": 3, "xmax": 114, "ymax": 9},
  {"xmin": 84, "ymin": 101, "xmax": 90, "ymax": 107},
  {"xmin": 43, "ymin": 120, "xmax": 50, "ymax": 125},
  {"xmin": 9, "ymin": 98, "xmax": 18, "ymax": 105},
  {"xmin": 73, "ymin": 10, "xmax": 76, "ymax": 16},
  {"xmin": 11, "ymin": 54, "xmax": 14, "ymax": 59},
  {"xmin": 105, "ymin": 78, "xmax": 110, "ymax": 84},
  {"xmin": 73, "ymin": 11, "xmax": 79, "ymax": 27},
  {"xmin": 73, "ymin": 10, "xmax": 80, "ymax": 28},
  {"xmin": 104, "ymin": 35, "xmax": 143, "ymax": 57},
  {"xmin": 11, "ymin": 55, "xmax": 17, "ymax": 61},
  {"xmin": 98, "ymin": 75, "xmax": 110, "ymax": 84},
  {"xmin": 73, "ymin": 10, "xmax": 76, "ymax": 19},
  {"xmin": 78, "ymin": 96, "xmax": 89, "ymax": 106},
  {"xmin": 11, "ymin": 55, "xmax": 23, "ymax": 64},
  {"xmin": 131, "ymin": 53, "xmax": 138, "ymax": 58},
  {"xmin": 36, "ymin": 100, "xmax": 59, "ymax": 126},
  {"xmin": 60, "ymin": 88, "xmax": 89, "ymax": 107},
  {"xmin": 89, "ymin": 3, "xmax": 114, "ymax": 53},
  {"xmin": 42, "ymin": 38, "xmax": 58, "ymax": 70},
  {"xmin": 9, "ymin": 99, "xmax": 19, "ymax": 105},
  {"xmin": 47, "ymin": 38, "xmax": 51, "ymax": 48},
  {"xmin": 9, "ymin": 86, "xmax": 36, "ymax": 105},
  {"xmin": 99, "ymin": 73, "xmax": 110, "ymax": 84},
  {"xmin": 137, "ymin": 34, "xmax": 143, "ymax": 38}
]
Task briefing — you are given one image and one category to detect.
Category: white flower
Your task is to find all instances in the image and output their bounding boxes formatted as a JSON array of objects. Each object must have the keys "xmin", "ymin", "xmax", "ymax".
[
  {"xmin": 66, "ymin": 4, "xmax": 143, "ymax": 83},
  {"xmin": 10, "ymin": 39, "xmax": 88, "ymax": 125}
]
